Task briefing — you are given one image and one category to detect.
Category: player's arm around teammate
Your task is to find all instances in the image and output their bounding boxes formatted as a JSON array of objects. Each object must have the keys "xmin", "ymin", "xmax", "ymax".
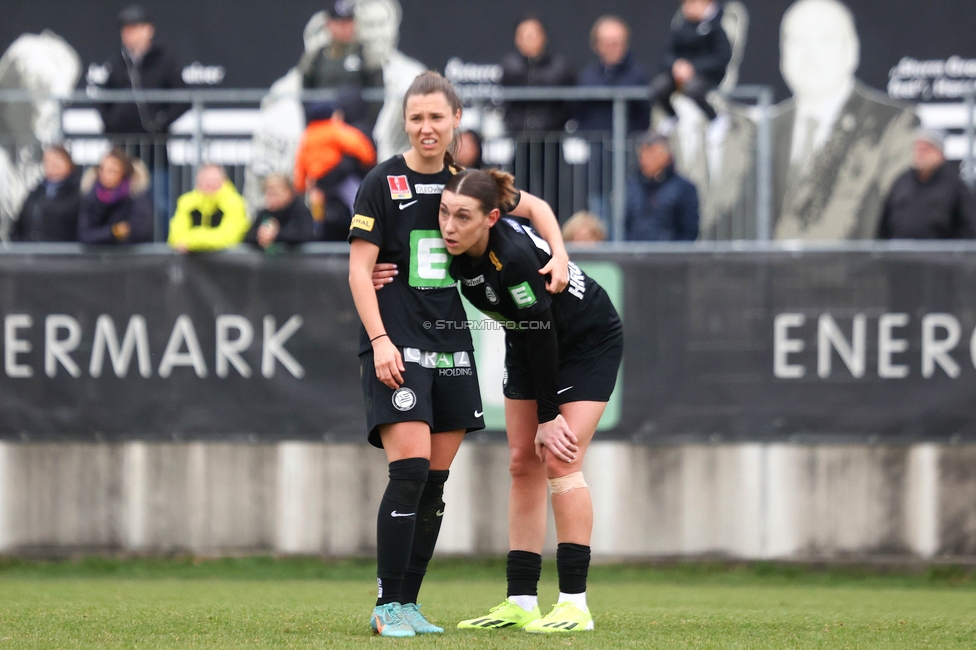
[
  {"xmin": 440, "ymin": 169, "xmax": 623, "ymax": 634},
  {"xmin": 370, "ymin": 179, "xmax": 570, "ymax": 294}
]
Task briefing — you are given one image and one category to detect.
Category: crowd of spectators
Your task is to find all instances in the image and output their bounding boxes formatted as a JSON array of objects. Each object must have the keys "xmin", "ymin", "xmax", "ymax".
[
  {"xmin": 12, "ymin": 2, "xmax": 381, "ymax": 251},
  {"xmin": 8, "ymin": 0, "xmax": 975, "ymax": 247}
]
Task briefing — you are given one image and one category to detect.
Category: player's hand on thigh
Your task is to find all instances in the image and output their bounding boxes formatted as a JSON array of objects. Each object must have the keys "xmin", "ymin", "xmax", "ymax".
[
  {"xmin": 535, "ymin": 414, "xmax": 578, "ymax": 463},
  {"xmin": 371, "ymin": 263, "xmax": 398, "ymax": 290},
  {"xmin": 372, "ymin": 338, "xmax": 405, "ymax": 389}
]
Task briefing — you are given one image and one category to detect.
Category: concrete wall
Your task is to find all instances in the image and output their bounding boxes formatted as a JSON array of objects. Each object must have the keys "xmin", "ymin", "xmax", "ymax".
[{"xmin": 0, "ymin": 441, "xmax": 973, "ymax": 559}]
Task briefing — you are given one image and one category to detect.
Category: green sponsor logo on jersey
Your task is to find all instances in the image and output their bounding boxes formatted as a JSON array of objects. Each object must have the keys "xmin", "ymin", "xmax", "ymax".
[
  {"xmin": 508, "ymin": 281, "xmax": 537, "ymax": 308},
  {"xmin": 409, "ymin": 230, "xmax": 454, "ymax": 288}
]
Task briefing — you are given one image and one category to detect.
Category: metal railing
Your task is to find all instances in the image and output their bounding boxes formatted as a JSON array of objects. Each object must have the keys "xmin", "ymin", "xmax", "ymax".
[
  {"xmin": 7, "ymin": 239, "xmax": 976, "ymax": 256},
  {"xmin": 1, "ymin": 84, "xmax": 973, "ymax": 242},
  {"xmin": 964, "ymin": 85, "xmax": 976, "ymax": 191},
  {"xmin": 0, "ymin": 86, "xmax": 772, "ymax": 244}
]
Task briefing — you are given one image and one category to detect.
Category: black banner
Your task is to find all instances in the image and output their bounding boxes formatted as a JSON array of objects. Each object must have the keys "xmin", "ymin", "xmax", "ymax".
[
  {"xmin": 5, "ymin": 248, "xmax": 976, "ymax": 443},
  {"xmin": 0, "ymin": 251, "xmax": 363, "ymax": 441},
  {"xmin": 0, "ymin": 0, "xmax": 972, "ymax": 101},
  {"xmin": 607, "ymin": 247, "xmax": 976, "ymax": 443}
]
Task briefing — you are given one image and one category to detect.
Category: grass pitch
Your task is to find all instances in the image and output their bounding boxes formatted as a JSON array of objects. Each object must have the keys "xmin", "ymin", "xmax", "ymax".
[{"xmin": 1, "ymin": 558, "xmax": 975, "ymax": 648}]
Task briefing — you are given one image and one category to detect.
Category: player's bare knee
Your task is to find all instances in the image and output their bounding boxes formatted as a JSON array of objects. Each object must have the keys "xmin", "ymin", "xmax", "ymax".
[
  {"xmin": 544, "ymin": 452, "xmax": 583, "ymax": 477},
  {"xmin": 547, "ymin": 470, "xmax": 588, "ymax": 496},
  {"xmin": 509, "ymin": 446, "xmax": 543, "ymax": 478}
]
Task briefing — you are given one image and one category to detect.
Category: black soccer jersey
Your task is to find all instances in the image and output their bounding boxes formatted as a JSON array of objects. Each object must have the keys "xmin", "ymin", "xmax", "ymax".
[
  {"xmin": 450, "ymin": 217, "xmax": 613, "ymax": 349},
  {"xmin": 349, "ymin": 155, "xmax": 472, "ymax": 354}
]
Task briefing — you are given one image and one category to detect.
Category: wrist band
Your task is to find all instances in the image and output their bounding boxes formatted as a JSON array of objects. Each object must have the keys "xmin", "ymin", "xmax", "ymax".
[{"xmin": 370, "ymin": 333, "xmax": 389, "ymax": 343}]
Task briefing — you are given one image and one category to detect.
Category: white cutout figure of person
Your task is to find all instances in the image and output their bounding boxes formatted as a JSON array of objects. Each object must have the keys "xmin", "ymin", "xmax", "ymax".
[
  {"xmin": 355, "ymin": 0, "xmax": 425, "ymax": 162},
  {"xmin": 667, "ymin": 1, "xmax": 755, "ymax": 239},
  {"xmin": 244, "ymin": 0, "xmax": 423, "ymax": 214},
  {"xmin": 242, "ymin": 15, "xmax": 324, "ymax": 215},
  {"xmin": 0, "ymin": 30, "xmax": 81, "ymax": 237},
  {"xmin": 772, "ymin": 0, "xmax": 918, "ymax": 240}
]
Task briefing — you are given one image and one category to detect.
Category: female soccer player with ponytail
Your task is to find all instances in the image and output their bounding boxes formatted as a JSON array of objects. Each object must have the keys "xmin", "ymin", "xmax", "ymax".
[
  {"xmin": 348, "ymin": 71, "xmax": 569, "ymax": 637},
  {"xmin": 441, "ymin": 169, "xmax": 623, "ymax": 634}
]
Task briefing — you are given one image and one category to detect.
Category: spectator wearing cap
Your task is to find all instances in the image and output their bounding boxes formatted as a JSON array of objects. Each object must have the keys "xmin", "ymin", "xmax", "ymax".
[
  {"xmin": 299, "ymin": 1, "xmax": 385, "ymax": 135},
  {"xmin": 94, "ymin": 4, "xmax": 188, "ymax": 239},
  {"xmin": 95, "ymin": 5, "xmax": 187, "ymax": 136},
  {"xmin": 626, "ymin": 132, "xmax": 700, "ymax": 241},
  {"xmin": 878, "ymin": 129, "xmax": 976, "ymax": 239},
  {"xmin": 293, "ymin": 99, "xmax": 376, "ymax": 240}
]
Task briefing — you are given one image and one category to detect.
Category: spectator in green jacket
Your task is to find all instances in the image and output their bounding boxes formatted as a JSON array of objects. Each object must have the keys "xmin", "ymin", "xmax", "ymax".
[{"xmin": 168, "ymin": 165, "xmax": 249, "ymax": 253}]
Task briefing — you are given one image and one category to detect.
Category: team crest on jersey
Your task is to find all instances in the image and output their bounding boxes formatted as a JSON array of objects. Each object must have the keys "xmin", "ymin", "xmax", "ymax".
[
  {"xmin": 392, "ymin": 387, "xmax": 417, "ymax": 412},
  {"xmin": 485, "ymin": 284, "xmax": 499, "ymax": 304},
  {"xmin": 387, "ymin": 175, "xmax": 413, "ymax": 200}
]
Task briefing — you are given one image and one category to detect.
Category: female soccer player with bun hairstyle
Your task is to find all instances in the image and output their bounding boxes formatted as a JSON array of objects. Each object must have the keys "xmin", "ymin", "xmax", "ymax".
[
  {"xmin": 348, "ymin": 71, "xmax": 570, "ymax": 638},
  {"xmin": 444, "ymin": 168, "xmax": 623, "ymax": 634}
]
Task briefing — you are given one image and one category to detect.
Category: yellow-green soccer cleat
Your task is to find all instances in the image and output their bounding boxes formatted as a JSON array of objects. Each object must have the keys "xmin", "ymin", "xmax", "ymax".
[
  {"xmin": 524, "ymin": 601, "xmax": 594, "ymax": 633},
  {"xmin": 370, "ymin": 603, "xmax": 416, "ymax": 638},
  {"xmin": 457, "ymin": 598, "xmax": 542, "ymax": 630}
]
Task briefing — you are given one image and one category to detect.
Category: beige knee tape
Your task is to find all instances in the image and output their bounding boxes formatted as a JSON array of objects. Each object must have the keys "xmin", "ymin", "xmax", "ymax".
[{"xmin": 548, "ymin": 471, "xmax": 588, "ymax": 495}]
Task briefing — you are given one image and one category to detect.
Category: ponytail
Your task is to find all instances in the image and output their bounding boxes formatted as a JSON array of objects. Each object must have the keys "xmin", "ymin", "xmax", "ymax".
[
  {"xmin": 403, "ymin": 70, "xmax": 463, "ymax": 169},
  {"xmin": 444, "ymin": 168, "xmax": 519, "ymax": 215}
]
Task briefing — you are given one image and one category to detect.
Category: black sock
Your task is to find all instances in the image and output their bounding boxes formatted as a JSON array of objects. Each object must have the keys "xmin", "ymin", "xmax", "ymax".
[
  {"xmin": 507, "ymin": 550, "xmax": 542, "ymax": 597},
  {"xmin": 556, "ymin": 543, "xmax": 590, "ymax": 594},
  {"xmin": 375, "ymin": 457, "xmax": 429, "ymax": 606},
  {"xmin": 400, "ymin": 469, "xmax": 449, "ymax": 604}
]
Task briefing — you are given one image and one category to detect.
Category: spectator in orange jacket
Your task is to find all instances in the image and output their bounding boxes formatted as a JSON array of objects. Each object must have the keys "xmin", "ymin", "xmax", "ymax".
[{"xmin": 294, "ymin": 99, "xmax": 377, "ymax": 240}]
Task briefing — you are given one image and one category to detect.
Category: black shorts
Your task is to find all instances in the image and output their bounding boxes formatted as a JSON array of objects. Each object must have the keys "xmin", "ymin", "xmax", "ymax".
[
  {"xmin": 360, "ymin": 347, "xmax": 485, "ymax": 448},
  {"xmin": 503, "ymin": 314, "xmax": 623, "ymax": 405}
]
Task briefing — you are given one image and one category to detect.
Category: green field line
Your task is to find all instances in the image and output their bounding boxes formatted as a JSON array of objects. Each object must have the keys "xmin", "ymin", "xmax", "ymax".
[{"xmin": 3, "ymin": 556, "xmax": 976, "ymax": 589}]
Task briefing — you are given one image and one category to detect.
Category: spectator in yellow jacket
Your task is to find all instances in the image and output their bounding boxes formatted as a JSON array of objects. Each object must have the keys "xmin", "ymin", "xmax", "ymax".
[{"xmin": 168, "ymin": 165, "xmax": 250, "ymax": 252}]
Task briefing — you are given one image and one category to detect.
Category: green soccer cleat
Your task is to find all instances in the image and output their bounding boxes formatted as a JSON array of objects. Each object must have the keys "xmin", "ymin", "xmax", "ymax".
[
  {"xmin": 400, "ymin": 603, "xmax": 444, "ymax": 634},
  {"xmin": 457, "ymin": 598, "xmax": 542, "ymax": 630},
  {"xmin": 524, "ymin": 601, "xmax": 594, "ymax": 633},
  {"xmin": 370, "ymin": 603, "xmax": 416, "ymax": 638}
]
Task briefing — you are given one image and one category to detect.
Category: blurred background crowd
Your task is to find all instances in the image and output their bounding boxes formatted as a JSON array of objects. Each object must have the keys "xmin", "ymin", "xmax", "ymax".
[{"xmin": 0, "ymin": 0, "xmax": 974, "ymax": 249}]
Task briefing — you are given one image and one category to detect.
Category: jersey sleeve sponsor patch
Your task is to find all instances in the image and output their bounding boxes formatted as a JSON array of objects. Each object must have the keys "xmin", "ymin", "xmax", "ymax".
[
  {"xmin": 387, "ymin": 175, "xmax": 413, "ymax": 200},
  {"xmin": 350, "ymin": 214, "xmax": 375, "ymax": 232},
  {"xmin": 508, "ymin": 281, "xmax": 538, "ymax": 308}
]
